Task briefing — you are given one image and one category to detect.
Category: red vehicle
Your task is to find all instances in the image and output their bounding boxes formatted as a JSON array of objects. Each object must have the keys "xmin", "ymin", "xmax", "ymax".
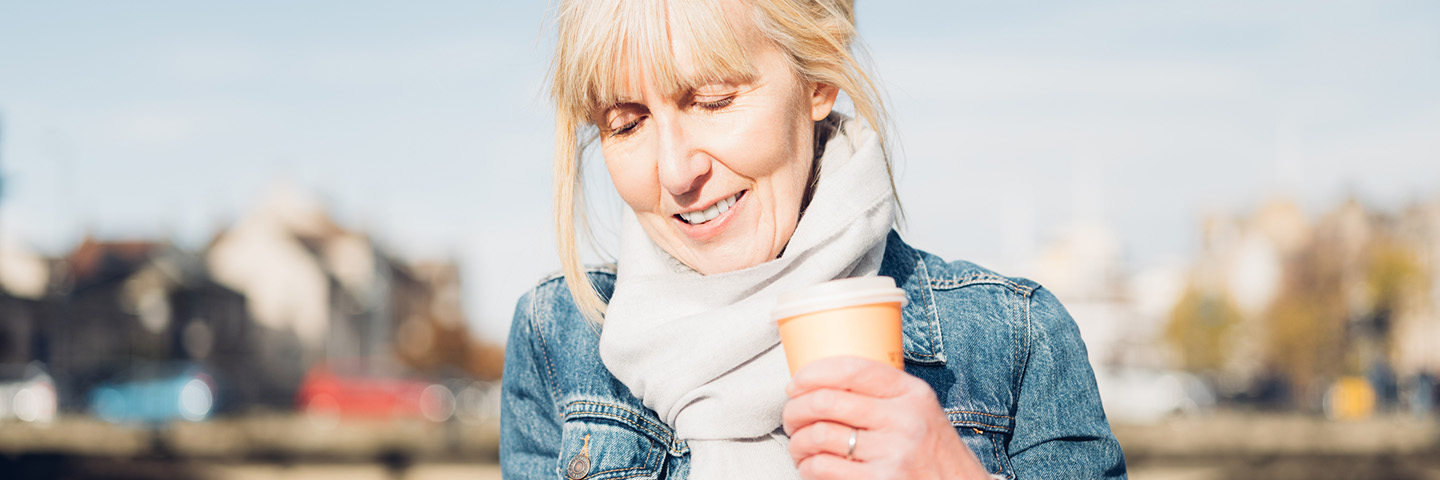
[{"xmin": 294, "ymin": 363, "xmax": 453, "ymax": 422}]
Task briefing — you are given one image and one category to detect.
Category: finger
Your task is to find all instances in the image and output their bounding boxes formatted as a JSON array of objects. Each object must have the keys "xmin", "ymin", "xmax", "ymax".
[
  {"xmin": 788, "ymin": 421, "xmax": 860, "ymax": 464},
  {"xmin": 783, "ymin": 387, "xmax": 888, "ymax": 435},
  {"xmin": 787, "ymin": 355, "xmax": 912, "ymax": 399},
  {"xmin": 795, "ymin": 450, "xmax": 867, "ymax": 480}
]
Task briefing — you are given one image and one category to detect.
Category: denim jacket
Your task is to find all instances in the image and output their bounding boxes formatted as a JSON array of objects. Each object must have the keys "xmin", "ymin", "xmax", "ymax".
[{"xmin": 502, "ymin": 231, "xmax": 1127, "ymax": 479}]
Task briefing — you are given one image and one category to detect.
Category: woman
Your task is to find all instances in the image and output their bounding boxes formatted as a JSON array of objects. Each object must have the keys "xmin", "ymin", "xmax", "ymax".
[{"xmin": 502, "ymin": 0, "xmax": 1127, "ymax": 478}]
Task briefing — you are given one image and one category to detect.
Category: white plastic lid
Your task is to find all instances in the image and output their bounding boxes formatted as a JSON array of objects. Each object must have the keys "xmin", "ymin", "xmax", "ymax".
[{"xmin": 772, "ymin": 276, "xmax": 907, "ymax": 320}]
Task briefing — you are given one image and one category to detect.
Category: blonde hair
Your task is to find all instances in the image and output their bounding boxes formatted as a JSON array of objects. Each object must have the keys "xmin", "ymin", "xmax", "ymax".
[{"xmin": 550, "ymin": 0, "xmax": 896, "ymax": 322}]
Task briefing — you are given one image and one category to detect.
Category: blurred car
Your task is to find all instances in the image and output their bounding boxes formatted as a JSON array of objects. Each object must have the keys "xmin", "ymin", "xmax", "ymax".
[
  {"xmin": 295, "ymin": 363, "xmax": 453, "ymax": 422},
  {"xmin": 89, "ymin": 362, "xmax": 216, "ymax": 423},
  {"xmin": 0, "ymin": 362, "xmax": 58, "ymax": 423}
]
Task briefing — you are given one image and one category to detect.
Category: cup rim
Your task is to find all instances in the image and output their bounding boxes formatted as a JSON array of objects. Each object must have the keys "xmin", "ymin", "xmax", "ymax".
[{"xmin": 772, "ymin": 276, "xmax": 907, "ymax": 321}]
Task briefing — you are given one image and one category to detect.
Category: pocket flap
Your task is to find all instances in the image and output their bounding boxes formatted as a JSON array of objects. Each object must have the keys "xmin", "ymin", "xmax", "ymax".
[{"xmin": 557, "ymin": 404, "xmax": 669, "ymax": 480}]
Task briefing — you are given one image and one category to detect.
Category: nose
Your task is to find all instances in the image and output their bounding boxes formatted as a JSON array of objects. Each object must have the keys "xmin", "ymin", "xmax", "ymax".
[{"xmin": 655, "ymin": 118, "xmax": 710, "ymax": 197}]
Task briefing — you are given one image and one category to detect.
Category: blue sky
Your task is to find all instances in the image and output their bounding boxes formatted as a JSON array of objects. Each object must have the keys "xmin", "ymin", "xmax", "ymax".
[{"xmin": 2, "ymin": 1, "xmax": 1437, "ymax": 341}]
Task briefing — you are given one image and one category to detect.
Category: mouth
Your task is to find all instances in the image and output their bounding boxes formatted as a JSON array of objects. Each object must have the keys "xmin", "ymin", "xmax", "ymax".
[{"xmin": 675, "ymin": 191, "xmax": 745, "ymax": 225}]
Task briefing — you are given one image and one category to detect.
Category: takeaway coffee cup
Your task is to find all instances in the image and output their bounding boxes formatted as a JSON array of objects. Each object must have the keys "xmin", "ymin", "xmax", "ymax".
[{"xmin": 772, "ymin": 276, "xmax": 907, "ymax": 375}]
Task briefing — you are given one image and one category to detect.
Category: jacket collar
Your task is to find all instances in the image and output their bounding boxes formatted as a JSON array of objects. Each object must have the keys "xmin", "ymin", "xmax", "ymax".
[{"xmin": 879, "ymin": 230, "xmax": 948, "ymax": 365}]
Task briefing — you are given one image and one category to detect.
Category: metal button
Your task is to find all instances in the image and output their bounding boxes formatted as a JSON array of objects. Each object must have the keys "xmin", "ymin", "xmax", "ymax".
[
  {"xmin": 566, "ymin": 434, "xmax": 592, "ymax": 479},
  {"xmin": 565, "ymin": 453, "xmax": 591, "ymax": 479}
]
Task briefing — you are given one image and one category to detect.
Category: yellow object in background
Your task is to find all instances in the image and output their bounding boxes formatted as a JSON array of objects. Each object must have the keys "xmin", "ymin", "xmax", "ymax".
[{"xmin": 1325, "ymin": 376, "xmax": 1377, "ymax": 420}]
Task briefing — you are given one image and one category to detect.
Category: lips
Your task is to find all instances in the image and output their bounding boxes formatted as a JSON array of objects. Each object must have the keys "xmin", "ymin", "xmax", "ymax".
[{"xmin": 676, "ymin": 191, "xmax": 744, "ymax": 225}]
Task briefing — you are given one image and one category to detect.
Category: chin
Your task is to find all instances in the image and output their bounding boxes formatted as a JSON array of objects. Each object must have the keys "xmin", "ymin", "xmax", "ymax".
[{"xmin": 685, "ymin": 242, "xmax": 773, "ymax": 275}]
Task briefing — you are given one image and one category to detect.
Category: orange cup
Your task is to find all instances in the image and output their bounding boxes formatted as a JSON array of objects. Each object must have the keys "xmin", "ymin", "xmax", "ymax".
[{"xmin": 773, "ymin": 276, "xmax": 907, "ymax": 375}]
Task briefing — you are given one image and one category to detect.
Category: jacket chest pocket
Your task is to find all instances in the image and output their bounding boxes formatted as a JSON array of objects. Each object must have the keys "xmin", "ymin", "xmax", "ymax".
[
  {"xmin": 951, "ymin": 413, "xmax": 1015, "ymax": 479},
  {"xmin": 557, "ymin": 414, "xmax": 668, "ymax": 480}
]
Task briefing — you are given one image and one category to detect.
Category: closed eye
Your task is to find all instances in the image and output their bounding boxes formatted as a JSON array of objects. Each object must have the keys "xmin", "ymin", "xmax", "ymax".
[
  {"xmin": 600, "ymin": 102, "xmax": 649, "ymax": 139},
  {"xmin": 695, "ymin": 96, "xmax": 734, "ymax": 111},
  {"xmin": 610, "ymin": 116, "xmax": 644, "ymax": 137}
]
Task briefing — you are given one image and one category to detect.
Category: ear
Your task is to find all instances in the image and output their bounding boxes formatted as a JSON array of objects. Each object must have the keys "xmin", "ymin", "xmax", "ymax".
[{"xmin": 809, "ymin": 82, "xmax": 840, "ymax": 121}]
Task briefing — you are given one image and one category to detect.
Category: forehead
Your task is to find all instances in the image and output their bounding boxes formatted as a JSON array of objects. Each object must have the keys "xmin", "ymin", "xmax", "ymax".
[{"xmin": 555, "ymin": 0, "xmax": 761, "ymax": 115}]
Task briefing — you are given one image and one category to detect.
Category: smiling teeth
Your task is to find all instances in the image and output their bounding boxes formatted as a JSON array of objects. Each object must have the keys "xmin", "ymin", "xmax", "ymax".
[{"xmin": 679, "ymin": 192, "xmax": 740, "ymax": 225}]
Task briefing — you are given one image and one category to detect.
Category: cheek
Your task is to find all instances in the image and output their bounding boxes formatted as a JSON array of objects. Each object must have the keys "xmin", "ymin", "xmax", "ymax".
[
  {"xmin": 713, "ymin": 112, "xmax": 808, "ymax": 180},
  {"xmin": 602, "ymin": 147, "xmax": 660, "ymax": 212}
]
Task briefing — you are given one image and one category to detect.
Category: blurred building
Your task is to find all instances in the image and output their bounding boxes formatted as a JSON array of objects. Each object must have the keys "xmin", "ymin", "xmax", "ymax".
[
  {"xmin": 1393, "ymin": 195, "xmax": 1440, "ymax": 378},
  {"xmin": 1166, "ymin": 195, "xmax": 1440, "ymax": 413},
  {"xmin": 46, "ymin": 238, "xmax": 174, "ymax": 407},
  {"xmin": 206, "ymin": 184, "xmax": 499, "ymax": 380},
  {"xmin": 0, "ymin": 236, "xmax": 50, "ymax": 365},
  {"xmin": 0, "ymin": 183, "xmax": 498, "ymax": 415},
  {"xmin": 1023, "ymin": 191, "xmax": 1440, "ymax": 419},
  {"xmin": 1176, "ymin": 198, "xmax": 1309, "ymax": 396}
]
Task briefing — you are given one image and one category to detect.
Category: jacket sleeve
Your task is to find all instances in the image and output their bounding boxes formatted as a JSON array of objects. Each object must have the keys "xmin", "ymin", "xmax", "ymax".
[
  {"xmin": 501, "ymin": 288, "xmax": 562, "ymax": 479},
  {"xmin": 1008, "ymin": 287, "xmax": 1127, "ymax": 479}
]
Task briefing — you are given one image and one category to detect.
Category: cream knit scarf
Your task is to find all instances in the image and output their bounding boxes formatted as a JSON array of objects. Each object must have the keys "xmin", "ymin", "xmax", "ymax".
[{"xmin": 599, "ymin": 113, "xmax": 896, "ymax": 480}]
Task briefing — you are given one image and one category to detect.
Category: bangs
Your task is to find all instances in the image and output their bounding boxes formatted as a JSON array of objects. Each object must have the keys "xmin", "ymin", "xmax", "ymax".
[{"xmin": 553, "ymin": 0, "xmax": 758, "ymax": 122}]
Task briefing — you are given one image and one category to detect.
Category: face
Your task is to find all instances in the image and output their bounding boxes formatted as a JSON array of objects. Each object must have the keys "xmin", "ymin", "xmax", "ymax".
[{"xmin": 594, "ymin": 4, "xmax": 839, "ymax": 275}]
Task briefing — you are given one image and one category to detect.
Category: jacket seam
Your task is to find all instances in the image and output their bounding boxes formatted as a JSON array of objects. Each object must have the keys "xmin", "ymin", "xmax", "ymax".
[
  {"xmin": 990, "ymin": 432, "xmax": 1002, "ymax": 472},
  {"xmin": 1016, "ymin": 292, "xmax": 1035, "ymax": 400},
  {"xmin": 584, "ymin": 464, "xmax": 651, "ymax": 478},
  {"xmin": 928, "ymin": 274, "xmax": 1035, "ymax": 296},
  {"xmin": 563, "ymin": 410, "xmax": 670, "ymax": 444},
  {"xmin": 988, "ymin": 432, "xmax": 1005, "ymax": 474},
  {"xmin": 565, "ymin": 409, "xmax": 689, "ymax": 456},
  {"xmin": 527, "ymin": 287, "xmax": 563, "ymax": 415},
  {"xmin": 946, "ymin": 409, "xmax": 1015, "ymax": 433},
  {"xmin": 945, "ymin": 409, "xmax": 1015, "ymax": 421},
  {"xmin": 1013, "ymin": 288, "xmax": 1024, "ymax": 397},
  {"xmin": 914, "ymin": 249, "xmax": 944, "ymax": 359},
  {"xmin": 564, "ymin": 401, "xmax": 677, "ymax": 447},
  {"xmin": 949, "ymin": 419, "xmax": 1013, "ymax": 432},
  {"xmin": 611, "ymin": 470, "xmax": 660, "ymax": 480}
]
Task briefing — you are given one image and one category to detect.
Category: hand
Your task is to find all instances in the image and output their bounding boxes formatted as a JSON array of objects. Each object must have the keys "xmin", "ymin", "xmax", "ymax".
[{"xmin": 782, "ymin": 356, "xmax": 992, "ymax": 480}]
